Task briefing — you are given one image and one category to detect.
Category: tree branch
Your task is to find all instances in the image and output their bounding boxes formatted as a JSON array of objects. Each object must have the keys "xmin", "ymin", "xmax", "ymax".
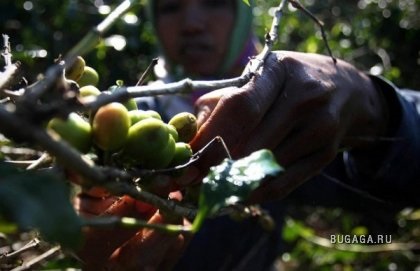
[{"xmin": 243, "ymin": 0, "xmax": 287, "ymax": 74}]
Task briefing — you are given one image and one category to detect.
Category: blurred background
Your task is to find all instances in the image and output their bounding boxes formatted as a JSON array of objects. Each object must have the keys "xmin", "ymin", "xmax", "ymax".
[{"xmin": 0, "ymin": 0, "xmax": 419, "ymax": 90}]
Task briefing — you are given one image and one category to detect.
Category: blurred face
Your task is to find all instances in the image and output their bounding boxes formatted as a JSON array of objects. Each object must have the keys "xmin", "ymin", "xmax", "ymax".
[{"xmin": 155, "ymin": 0, "xmax": 235, "ymax": 77}]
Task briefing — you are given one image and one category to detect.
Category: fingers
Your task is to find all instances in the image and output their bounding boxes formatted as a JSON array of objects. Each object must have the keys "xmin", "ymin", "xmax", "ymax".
[
  {"xmin": 106, "ymin": 212, "xmax": 191, "ymax": 271},
  {"xmin": 195, "ymin": 87, "xmax": 237, "ymax": 128},
  {"xmin": 74, "ymin": 194, "xmax": 119, "ymax": 217},
  {"xmin": 192, "ymin": 53, "xmax": 285, "ymax": 151},
  {"xmin": 76, "ymin": 196, "xmax": 147, "ymax": 270},
  {"xmin": 243, "ymin": 103, "xmax": 341, "ymax": 167},
  {"xmin": 190, "ymin": 53, "xmax": 286, "ymax": 171}
]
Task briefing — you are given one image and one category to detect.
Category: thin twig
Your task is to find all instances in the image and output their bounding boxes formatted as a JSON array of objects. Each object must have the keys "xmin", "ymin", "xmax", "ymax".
[
  {"xmin": 0, "ymin": 146, "xmax": 43, "ymax": 158},
  {"xmin": 321, "ymin": 172, "xmax": 388, "ymax": 204},
  {"xmin": 1, "ymin": 89, "xmax": 24, "ymax": 99},
  {"xmin": 0, "ymin": 238, "xmax": 40, "ymax": 259},
  {"xmin": 288, "ymin": 0, "xmax": 336, "ymax": 63},
  {"xmin": 26, "ymin": 152, "xmax": 50, "ymax": 170},
  {"xmin": 133, "ymin": 136, "xmax": 232, "ymax": 177},
  {"xmin": 11, "ymin": 245, "xmax": 61, "ymax": 271},
  {"xmin": 0, "ymin": 97, "xmax": 10, "ymax": 103},
  {"xmin": 103, "ymin": 181, "xmax": 198, "ymax": 221},
  {"xmin": 136, "ymin": 58, "xmax": 158, "ymax": 86},
  {"xmin": 82, "ymin": 216, "xmax": 192, "ymax": 234}
]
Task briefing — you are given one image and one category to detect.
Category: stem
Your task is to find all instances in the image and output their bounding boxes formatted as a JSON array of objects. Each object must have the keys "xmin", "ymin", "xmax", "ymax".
[
  {"xmin": 84, "ymin": 74, "xmax": 251, "ymax": 110},
  {"xmin": 136, "ymin": 58, "xmax": 159, "ymax": 86},
  {"xmin": 26, "ymin": 152, "xmax": 50, "ymax": 170},
  {"xmin": 191, "ymin": 207, "xmax": 209, "ymax": 233},
  {"xmin": 103, "ymin": 181, "xmax": 197, "ymax": 221},
  {"xmin": 1, "ymin": 238, "xmax": 40, "ymax": 259},
  {"xmin": 134, "ymin": 136, "xmax": 231, "ymax": 176},
  {"xmin": 288, "ymin": 0, "xmax": 336, "ymax": 63},
  {"xmin": 82, "ymin": 216, "xmax": 192, "ymax": 234}
]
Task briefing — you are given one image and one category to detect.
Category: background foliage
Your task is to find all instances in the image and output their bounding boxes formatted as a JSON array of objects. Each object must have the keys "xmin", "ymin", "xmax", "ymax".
[
  {"xmin": 0, "ymin": 0, "xmax": 419, "ymax": 90},
  {"xmin": 1, "ymin": 0, "xmax": 419, "ymax": 270}
]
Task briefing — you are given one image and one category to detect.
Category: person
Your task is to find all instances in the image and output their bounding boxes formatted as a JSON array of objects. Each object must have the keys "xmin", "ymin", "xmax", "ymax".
[{"xmin": 75, "ymin": 0, "xmax": 420, "ymax": 270}]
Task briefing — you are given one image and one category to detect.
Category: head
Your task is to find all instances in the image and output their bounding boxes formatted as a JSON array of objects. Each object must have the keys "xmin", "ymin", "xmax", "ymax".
[{"xmin": 148, "ymin": 0, "xmax": 254, "ymax": 78}]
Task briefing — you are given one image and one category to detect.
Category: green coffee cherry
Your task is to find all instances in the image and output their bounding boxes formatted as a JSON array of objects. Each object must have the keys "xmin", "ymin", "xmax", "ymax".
[
  {"xmin": 123, "ymin": 98, "xmax": 138, "ymax": 111},
  {"xmin": 92, "ymin": 102, "xmax": 130, "ymax": 151},
  {"xmin": 47, "ymin": 112, "xmax": 92, "ymax": 153},
  {"xmin": 144, "ymin": 134, "xmax": 176, "ymax": 169},
  {"xmin": 168, "ymin": 112, "xmax": 198, "ymax": 142},
  {"xmin": 123, "ymin": 118, "xmax": 174, "ymax": 169},
  {"xmin": 77, "ymin": 66, "xmax": 99, "ymax": 87},
  {"xmin": 79, "ymin": 85, "xmax": 101, "ymax": 98},
  {"xmin": 166, "ymin": 124, "xmax": 179, "ymax": 142},
  {"xmin": 65, "ymin": 56, "xmax": 85, "ymax": 81},
  {"xmin": 128, "ymin": 110, "xmax": 162, "ymax": 126},
  {"xmin": 108, "ymin": 85, "xmax": 138, "ymax": 111}
]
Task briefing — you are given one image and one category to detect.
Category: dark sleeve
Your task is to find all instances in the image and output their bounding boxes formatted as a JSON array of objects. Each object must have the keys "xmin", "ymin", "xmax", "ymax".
[{"xmin": 344, "ymin": 75, "xmax": 420, "ymax": 206}]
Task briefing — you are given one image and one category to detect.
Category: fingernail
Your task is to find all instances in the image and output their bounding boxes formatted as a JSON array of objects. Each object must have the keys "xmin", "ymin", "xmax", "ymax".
[{"xmin": 196, "ymin": 105, "xmax": 211, "ymax": 128}]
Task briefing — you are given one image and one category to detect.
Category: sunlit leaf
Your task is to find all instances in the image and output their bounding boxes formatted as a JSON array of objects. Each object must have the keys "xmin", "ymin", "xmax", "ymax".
[{"xmin": 192, "ymin": 149, "xmax": 283, "ymax": 231}]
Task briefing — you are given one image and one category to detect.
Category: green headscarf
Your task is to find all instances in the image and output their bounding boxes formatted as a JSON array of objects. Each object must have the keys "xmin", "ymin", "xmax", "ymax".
[{"xmin": 145, "ymin": 0, "xmax": 255, "ymax": 77}]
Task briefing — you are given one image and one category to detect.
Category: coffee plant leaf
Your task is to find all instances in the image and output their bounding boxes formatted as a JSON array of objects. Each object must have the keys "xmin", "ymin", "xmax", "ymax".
[
  {"xmin": 197, "ymin": 149, "xmax": 282, "ymax": 222},
  {"xmin": 0, "ymin": 163, "xmax": 83, "ymax": 249}
]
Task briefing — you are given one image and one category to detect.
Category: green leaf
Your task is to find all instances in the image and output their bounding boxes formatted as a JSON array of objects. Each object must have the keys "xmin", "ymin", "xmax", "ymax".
[
  {"xmin": 192, "ymin": 149, "xmax": 283, "ymax": 231},
  {"xmin": 242, "ymin": 0, "xmax": 250, "ymax": 6},
  {"xmin": 0, "ymin": 216, "xmax": 18, "ymax": 234},
  {"xmin": 0, "ymin": 163, "xmax": 83, "ymax": 249}
]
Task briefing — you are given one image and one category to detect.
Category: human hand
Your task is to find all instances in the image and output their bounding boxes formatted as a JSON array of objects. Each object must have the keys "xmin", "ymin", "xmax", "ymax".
[
  {"xmin": 74, "ymin": 189, "xmax": 190, "ymax": 271},
  {"xmin": 190, "ymin": 51, "xmax": 389, "ymax": 203}
]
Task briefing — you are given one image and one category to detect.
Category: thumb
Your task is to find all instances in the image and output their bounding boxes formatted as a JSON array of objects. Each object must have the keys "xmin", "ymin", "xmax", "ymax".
[{"xmin": 194, "ymin": 87, "xmax": 238, "ymax": 128}]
